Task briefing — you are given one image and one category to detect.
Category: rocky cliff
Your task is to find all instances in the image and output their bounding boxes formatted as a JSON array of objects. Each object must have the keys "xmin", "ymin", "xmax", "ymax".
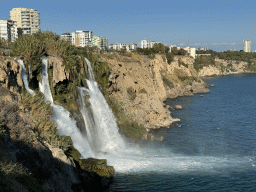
[
  {"xmin": 0, "ymin": 56, "xmax": 114, "ymax": 192},
  {"xmin": 198, "ymin": 58, "xmax": 250, "ymax": 76},
  {"xmin": 102, "ymin": 54, "xmax": 210, "ymax": 129}
]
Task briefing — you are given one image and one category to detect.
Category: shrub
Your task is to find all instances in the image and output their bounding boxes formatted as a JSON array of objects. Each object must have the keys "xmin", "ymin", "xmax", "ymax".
[
  {"xmin": 193, "ymin": 55, "xmax": 215, "ymax": 71},
  {"xmin": 178, "ymin": 59, "xmax": 188, "ymax": 68},
  {"xmin": 162, "ymin": 76, "xmax": 174, "ymax": 89},
  {"xmin": 165, "ymin": 52, "xmax": 174, "ymax": 64},
  {"xmin": 127, "ymin": 87, "xmax": 136, "ymax": 100},
  {"xmin": 138, "ymin": 88, "xmax": 147, "ymax": 94}
]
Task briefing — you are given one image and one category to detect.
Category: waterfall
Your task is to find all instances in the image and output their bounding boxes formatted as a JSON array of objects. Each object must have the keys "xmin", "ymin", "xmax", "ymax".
[
  {"xmin": 16, "ymin": 58, "xmax": 35, "ymax": 96},
  {"xmin": 78, "ymin": 58, "xmax": 125, "ymax": 154},
  {"xmin": 39, "ymin": 56, "xmax": 94, "ymax": 158}
]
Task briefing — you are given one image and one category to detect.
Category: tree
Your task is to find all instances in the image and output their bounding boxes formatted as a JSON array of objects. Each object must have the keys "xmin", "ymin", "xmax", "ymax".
[{"xmin": 152, "ymin": 43, "xmax": 166, "ymax": 54}]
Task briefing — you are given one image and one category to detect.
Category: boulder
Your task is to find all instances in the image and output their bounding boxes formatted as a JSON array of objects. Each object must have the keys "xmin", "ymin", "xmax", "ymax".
[
  {"xmin": 80, "ymin": 158, "xmax": 114, "ymax": 178},
  {"xmin": 175, "ymin": 105, "xmax": 182, "ymax": 110}
]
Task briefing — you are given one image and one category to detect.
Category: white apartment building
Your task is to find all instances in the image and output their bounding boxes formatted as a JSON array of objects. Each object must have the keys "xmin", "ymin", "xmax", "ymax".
[
  {"xmin": 243, "ymin": 40, "xmax": 251, "ymax": 52},
  {"xmin": 109, "ymin": 43, "xmax": 137, "ymax": 51},
  {"xmin": 184, "ymin": 47, "xmax": 196, "ymax": 59},
  {"xmin": 71, "ymin": 30, "xmax": 92, "ymax": 47},
  {"xmin": 141, "ymin": 40, "xmax": 149, "ymax": 48},
  {"xmin": 0, "ymin": 19, "xmax": 20, "ymax": 42},
  {"xmin": 198, "ymin": 47, "xmax": 209, "ymax": 51},
  {"xmin": 10, "ymin": 8, "xmax": 40, "ymax": 35},
  {"xmin": 0, "ymin": 20, "xmax": 11, "ymax": 41},
  {"xmin": 92, "ymin": 35, "xmax": 108, "ymax": 51},
  {"xmin": 130, "ymin": 43, "xmax": 137, "ymax": 50}
]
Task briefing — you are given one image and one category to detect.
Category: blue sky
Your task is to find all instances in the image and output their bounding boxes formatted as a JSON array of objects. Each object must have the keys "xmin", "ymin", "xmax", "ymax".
[{"xmin": 1, "ymin": 0, "xmax": 256, "ymax": 51}]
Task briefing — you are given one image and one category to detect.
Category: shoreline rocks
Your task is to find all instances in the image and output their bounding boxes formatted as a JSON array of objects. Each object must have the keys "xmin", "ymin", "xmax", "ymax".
[{"xmin": 175, "ymin": 105, "xmax": 182, "ymax": 110}]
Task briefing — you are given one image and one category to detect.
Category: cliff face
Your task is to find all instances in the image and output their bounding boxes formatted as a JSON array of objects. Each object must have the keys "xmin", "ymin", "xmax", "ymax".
[
  {"xmin": 48, "ymin": 56, "xmax": 70, "ymax": 87},
  {"xmin": 198, "ymin": 59, "xmax": 249, "ymax": 76},
  {"xmin": 0, "ymin": 57, "xmax": 23, "ymax": 94},
  {"xmin": 102, "ymin": 54, "xmax": 210, "ymax": 129},
  {"xmin": 0, "ymin": 56, "xmax": 113, "ymax": 192}
]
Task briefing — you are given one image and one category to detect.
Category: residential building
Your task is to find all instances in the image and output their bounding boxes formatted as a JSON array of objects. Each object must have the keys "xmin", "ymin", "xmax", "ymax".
[
  {"xmin": 198, "ymin": 47, "xmax": 209, "ymax": 51},
  {"xmin": 141, "ymin": 40, "xmax": 149, "ymax": 48},
  {"xmin": 61, "ymin": 33, "xmax": 72, "ymax": 42},
  {"xmin": 184, "ymin": 47, "xmax": 196, "ymax": 59},
  {"xmin": 243, "ymin": 40, "xmax": 251, "ymax": 52},
  {"xmin": 10, "ymin": 8, "xmax": 40, "ymax": 35},
  {"xmin": 92, "ymin": 35, "xmax": 108, "ymax": 51},
  {"xmin": 109, "ymin": 43, "xmax": 137, "ymax": 51},
  {"xmin": 0, "ymin": 19, "xmax": 20, "ymax": 42},
  {"xmin": 71, "ymin": 30, "xmax": 92, "ymax": 47},
  {"xmin": 130, "ymin": 43, "xmax": 137, "ymax": 50},
  {"xmin": 8, "ymin": 20, "xmax": 21, "ymax": 42},
  {"xmin": 0, "ymin": 20, "xmax": 11, "ymax": 41}
]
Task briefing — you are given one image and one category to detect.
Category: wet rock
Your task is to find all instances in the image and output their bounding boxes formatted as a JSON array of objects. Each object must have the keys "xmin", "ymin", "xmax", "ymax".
[
  {"xmin": 155, "ymin": 136, "xmax": 164, "ymax": 141},
  {"xmin": 80, "ymin": 158, "xmax": 114, "ymax": 178}
]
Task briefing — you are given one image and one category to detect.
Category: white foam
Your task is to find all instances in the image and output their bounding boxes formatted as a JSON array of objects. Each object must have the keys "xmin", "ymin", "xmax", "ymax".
[
  {"xmin": 39, "ymin": 56, "xmax": 94, "ymax": 158},
  {"xmin": 16, "ymin": 58, "xmax": 35, "ymax": 96}
]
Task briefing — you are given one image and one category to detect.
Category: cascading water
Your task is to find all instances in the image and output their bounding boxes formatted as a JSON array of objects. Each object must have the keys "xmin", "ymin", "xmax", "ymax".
[
  {"xmin": 39, "ymin": 56, "xmax": 94, "ymax": 158},
  {"xmin": 16, "ymin": 58, "xmax": 35, "ymax": 96},
  {"xmin": 77, "ymin": 57, "xmax": 255, "ymax": 178},
  {"xmin": 78, "ymin": 58, "xmax": 125, "ymax": 154}
]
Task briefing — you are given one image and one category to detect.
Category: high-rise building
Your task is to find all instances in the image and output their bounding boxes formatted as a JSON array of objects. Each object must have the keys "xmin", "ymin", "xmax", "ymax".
[
  {"xmin": 243, "ymin": 40, "xmax": 251, "ymax": 52},
  {"xmin": 10, "ymin": 8, "xmax": 40, "ymax": 35},
  {"xmin": 92, "ymin": 35, "xmax": 108, "ymax": 51},
  {"xmin": 71, "ymin": 30, "xmax": 92, "ymax": 47}
]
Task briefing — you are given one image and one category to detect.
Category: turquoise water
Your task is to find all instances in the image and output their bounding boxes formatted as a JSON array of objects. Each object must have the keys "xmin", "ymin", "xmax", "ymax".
[{"xmin": 108, "ymin": 74, "xmax": 256, "ymax": 192}]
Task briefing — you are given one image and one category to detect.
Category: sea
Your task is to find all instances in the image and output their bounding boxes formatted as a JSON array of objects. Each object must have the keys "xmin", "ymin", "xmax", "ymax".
[{"xmin": 107, "ymin": 74, "xmax": 256, "ymax": 192}]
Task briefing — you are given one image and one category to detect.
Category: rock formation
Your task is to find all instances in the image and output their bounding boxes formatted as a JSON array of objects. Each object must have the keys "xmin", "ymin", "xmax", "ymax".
[
  {"xmin": 102, "ymin": 54, "xmax": 210, "ymax": 129},
  {"xmin": 198, "ymin": 59, "xmax": 249, "ymax": 77}
]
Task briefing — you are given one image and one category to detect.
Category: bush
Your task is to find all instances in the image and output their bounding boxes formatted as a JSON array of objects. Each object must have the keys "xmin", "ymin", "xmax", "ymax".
[
  {"xmin": 139, "ymin": 88, "xmax": 147, "ymax": 94},
  {"xmin": 127, "ymin": 87, "xmax": 136, "ymax": 100},
  {"xmin": 178, "ymin": 59, "xmax": 188, "ymax": 68},
  {"xmin": 165, "ymin": 52, "xmax": 174, "ymax": 64},
  {"xmin": 162, "ymin": 76, "xmax": 174, "ymax": 89},
  {"xmin": 193, "ymin": 55, "xmax": 215, "ymax": 71}
]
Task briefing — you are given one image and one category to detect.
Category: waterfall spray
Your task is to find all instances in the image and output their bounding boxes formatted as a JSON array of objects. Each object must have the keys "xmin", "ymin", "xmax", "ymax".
[
  {"xmin": 16, "ymin": 58, "xmax": 35, "ymax": 96},
  {"xmin": 78, "ymin": 58, "xmax": 125, "ymax": 154},
  {"xmin": 39, "ymin": 56, "xmax": 94, "ymax": 158}
]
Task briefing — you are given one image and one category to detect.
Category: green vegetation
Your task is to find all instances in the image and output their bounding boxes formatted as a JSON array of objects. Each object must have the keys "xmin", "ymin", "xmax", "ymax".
[
  {"xmin": 165, "ymin": 52, "xmax": 175, "ymax": 64},
  {"xmin": 162, "ymin": 76, "xmax": 174, "ymax": 89},
  {"xmin": 10, "ymin": 31, "xmax": 87, "ymax": 112},
  {"xmin": 178, "ymin": 58, "xmax": 188, "ymax": 68},
  {"xmin": 138, "ymin": 88, "xmax": 147, "ymax": 94},
  {"xmin": 21, "ymin": 90, "xmax": 73, "ymax": 151},
  {"xmin": 127, "ymin": 87, "xmax": 136, "ymax": 100},
  {"xmin": 170, "ymin": 47, "xmax": 187, "ymax": 56},
  {"xmin": 247, "ymin": 62, "xmax": 256, "ymax": 71},
  {"xmin": 193, "ymin": 55, "xmax": 215, "ymax": 71},
  {"xmin": 0, "ymin": 114, "xmax": 49, "ymax": 191},
  {"xmin": 106, "ymin": 96, "xmax": 148, "ymax": 140}
]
